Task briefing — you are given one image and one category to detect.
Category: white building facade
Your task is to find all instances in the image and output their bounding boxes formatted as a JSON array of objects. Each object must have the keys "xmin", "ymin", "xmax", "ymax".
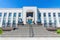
[{"xmin": 0, "ymin": 6, "xmax": 60, "ymax": 28}]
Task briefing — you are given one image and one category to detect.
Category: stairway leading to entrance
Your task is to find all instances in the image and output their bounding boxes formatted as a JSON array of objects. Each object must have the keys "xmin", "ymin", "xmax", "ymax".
[{"xmin": 0, "ymin": 24, "xmax": 60, "ymax": 37}]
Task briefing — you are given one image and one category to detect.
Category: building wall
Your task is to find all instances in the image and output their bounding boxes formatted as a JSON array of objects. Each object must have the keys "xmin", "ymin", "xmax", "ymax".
[
  {"xmin": 39, "ymin": 8, "xmax": 60, "ymax": 27},
  {"xmin": 0, "ymin": 8, "xmax": 22, "ymax": 27},
  {"xmin": 0, "ymin": 7, "xmax": 60, "ymax": 28}
]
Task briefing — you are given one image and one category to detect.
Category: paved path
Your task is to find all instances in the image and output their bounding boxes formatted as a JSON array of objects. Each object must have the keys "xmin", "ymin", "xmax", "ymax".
[{"xmin": 0, "ymin": 24, "xmax": 60, "ymax": 37}]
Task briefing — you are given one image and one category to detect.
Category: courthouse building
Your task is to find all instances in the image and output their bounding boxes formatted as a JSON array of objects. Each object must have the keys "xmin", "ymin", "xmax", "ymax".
[{"xmin": 0, "ymin": 6, "xmax": 60, "ymax": 29}]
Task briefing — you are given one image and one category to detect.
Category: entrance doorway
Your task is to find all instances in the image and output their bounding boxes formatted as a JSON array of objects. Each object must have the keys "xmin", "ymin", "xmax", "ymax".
[
  {"xmin": 26, "ymin": 12, "xmax": 34, "ymax": 24},
  {"xmin": 27, "ymin": 19, "xmax": 32, "ymax": 24}
]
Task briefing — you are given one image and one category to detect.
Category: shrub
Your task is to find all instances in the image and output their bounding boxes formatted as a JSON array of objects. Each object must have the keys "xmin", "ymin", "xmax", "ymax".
[
  {"xmin": 0, "ymin": 28, "xmax": 3, "ymax": 35},
  {"xmin": 56, "ymin": 29, "xmax": 60, "ymax": 34}
]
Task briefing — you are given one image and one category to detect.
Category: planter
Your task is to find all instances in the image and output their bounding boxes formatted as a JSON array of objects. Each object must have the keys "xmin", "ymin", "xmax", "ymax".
[
  {"xmin": 2, "ymin": 27, "xmax": 13, "ymax": 31},
  {"xmin": 46, "ymin": 27, "xmax": 57, "ymax": 31}
]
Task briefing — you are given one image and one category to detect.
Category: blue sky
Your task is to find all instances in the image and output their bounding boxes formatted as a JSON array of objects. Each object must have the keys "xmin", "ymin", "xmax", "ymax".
[{"xmin": 0, "ymin": 0, "xmax": 60, "ymax": 8}]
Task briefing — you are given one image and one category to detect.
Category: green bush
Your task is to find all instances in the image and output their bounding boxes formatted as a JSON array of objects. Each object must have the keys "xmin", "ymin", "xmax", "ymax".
[
  {"xmin": 0, "ymin": 28, "xmax": 3, "ymax": 35},
  {"xmin": 56, "ymin": 29, "xmax": 60, "ymax": 34}
]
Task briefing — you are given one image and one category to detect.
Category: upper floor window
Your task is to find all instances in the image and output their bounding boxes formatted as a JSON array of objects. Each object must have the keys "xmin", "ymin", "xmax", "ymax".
[
  {"xmin": 0, "ymin": 12, "xmax": 2, "ymax": 17},
  {"xmin": 4, "ymin": 13, "xmax": 7, "ymax": 17},
  {"xmin": 26, "ymin": 12, "xmax": 33, "ymax": 17},
  {"xmin": 43, "ymin": 13, "xmax": 46, "ymax": 17},
  {"xmin": 48, "ymin": 13, "xmax": 51, "ymax": 17},
  {"xmin": 53, "ymin": 13, "xmax": 56, "ymax": 17},
  {"xmin": 13, "ymin": 13, "xmax": 16, "ymax": 17},
  {"xmin": 38, "ymin": 13, "xmax": 41, "ymax": 17},
  {"xmin": 18, "ymin": 13, "xmax": 21, "ymax": 17},
  {"xmin": 9, "ymin": 13, "xmax": 12, "ymax": 17},
  {"xmin": 39, "ymin": 13, "xmax": 41, "ymax": 17},
  {"xmin": 58, "ymin": 13, "xmax": 60, "ymax": 17}
]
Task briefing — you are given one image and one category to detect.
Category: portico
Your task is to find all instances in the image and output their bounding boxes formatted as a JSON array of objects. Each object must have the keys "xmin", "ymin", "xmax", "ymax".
[{"xmin": 23, "ymin": 7, "xmax": 37, "ymax": 24}]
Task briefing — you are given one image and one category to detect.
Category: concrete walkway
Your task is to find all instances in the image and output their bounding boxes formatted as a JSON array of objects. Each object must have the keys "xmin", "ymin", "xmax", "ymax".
[{"xmin": 0, "ymin": 24, "xmax": 60, "ymax": 37}]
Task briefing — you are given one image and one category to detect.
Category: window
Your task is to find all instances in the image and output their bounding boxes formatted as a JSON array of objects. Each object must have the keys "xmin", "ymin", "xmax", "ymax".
[
  {"xmin": 38, "ymin": 13, "xmax": 41, "ymax": 17},
  {"xmin": 44, "ymin": 20, "xmax": 47, "ymax": 23},
  {"xmin": 53, "ymin": 13, "xmax": 56, "ymax": 17},
  {"xmin": 18, "ymin": 18, "xmax": 22, "ymax": 22},
  {"xmin": 7, "ymin": 19, "xmax": 11, "ymax": 27},
  {"xmin": 54, "ymin": 20, "xmax": 56, "ymax": 24},
  {"xmin": 8, "ymin": 20, "xmax": 11, "ymax": 23},
  {"xmin": 13, "ymin": 20, "xmax": 16, "ymax": 25},
  {"xmin": 26, "ymin": 12, "xmax": 33, "ymax": 17},
  {"xmin": 58, "ymin": 13, "xmax": 60, "ymax": 17},
  {"xmin": 49, "ymin": 20, "xmax": 52, "ymax": 23},
  {"xmin": 2, "ymin": 19, "xmax": 6, "ymax": 28},
  {"xmin": 48, "ymin": 13, "xmax": 51, "ymax": 17},
  {"xmin": 13, "ymin": 13, "xmax": 16, "ymax": 17},
  {"xmin": 0, "ymin": 12, "xmax": 2, "ymax": 17},
  {"xmin": 37, "ymin": 13, "xmax": 41, "ymax": 21},
  {"xmin": 44, "ymin": 20, "xmax": 47, "ymax": 27},
  {"xmin": 59, "ymin": 20, "xmax": 60, "ymax": 24},
  {"xmin": 39, "ymin": 13, "xmax": 41, "ymax": 17},
  {"xmin": 9, "ymin": 13, "xmax": 12, "ymax": 17},
  {"xmin": 43, "ymin": 13, "xmax": 46, "ymax": 17},
  {"xmin": 18, "ymin": 18, "xmax": 22, "ymax": 23},
  {"xmin": 4, "ymin": 13, "xmax": 7, "ymax": 17},
  {"xmin": 18, "ymin": 13, "xmax": 21, "ymax": 17},
  {"xmin": 2, "ymin": 19, "xmax": 6, "ymax": 24},
  {"xmin": 12, "ymin": 20, "xmax": 16, "ymax": 27},
  {"xmin": 49, "ymin": 20, "xmax": 52, "ymax": 25}
]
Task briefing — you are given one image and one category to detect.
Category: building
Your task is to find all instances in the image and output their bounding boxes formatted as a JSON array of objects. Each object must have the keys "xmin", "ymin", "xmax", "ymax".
[{"xmin": 0, "ymin": 6, "xmax": 60, "ymax": 30}]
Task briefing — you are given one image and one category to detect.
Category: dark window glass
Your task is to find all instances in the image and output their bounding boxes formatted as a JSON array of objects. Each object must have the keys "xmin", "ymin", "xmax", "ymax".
[
  {"xmin": 49, "ymin": 20, "xmax": 52, "ymax": 25},
  {"xmin": 44, "ymin": 20, "xmax": 47, "ymax": 27},
  {"xmin": 26, "ymin": 12, "xmax": 33, "ymax": 17},
  {"xmin": 44, "ymin": 20, "xmax": 46, "ymax": 23},
  {"xmin": 39, "ymin": 13, "xmax": 41, "ymax": 17},
  {"xmin": 38, "ymin": 13, "xmax": 41, "ymax": 17},
  {"xmin": 0, "ymin": 13, "xmax": 2, "ymax": 17},
  {"xmin": 59, "ymin": 20, "xmax": 60, "ymax": 24},
  {"xmin": 37, "ymin": 13, "xmax": 41, "ymax": 21},
  {"xmin": 43, "ymin": 13, "xmax": 46, "ymax": 17},
  {"xmin": 4, "ymin": 13, "xmax": 7, "ymax": 17},
  {"xmin": 54, "ymin": 20, "xmax": 56, "ymax": 23},
  {"xmin": 18, "ymin": 18, "xmax": 22, "ymax": 23},
  {"xmin": 18, "ymin": 13, "xmax": 21, "ymax": 17},
  {"xmin": 18, "ymin": 18, "xmax": 22, "ymax": 22},
  {"xmin": 8, "ymin": 20, "xmax": 11, "ymax": 23},
  {"xmin": 13, "ymin": 13, "xmax": 16, "ymax": 17},
  {"xmin": 12, "ymin": 20, "xmax": 16, "ymax": 27},
  {"xmin": 9, "ymin": 13, "xmax": 12, "ymax": 17},
  {"xmin": 7, "ymin": 20, "xmax": 11, "ymax": 26},
  {"xmin": 3, "ymin": 20, "xmax": 5, "ymax": 24},
  {"xmin": 53, "ymin": 13, "xmax": 56, "ymax": 17},
  {"xmin": 58, "ymin": 13, "xmax": 60, "ymax": 17},
  {"xmin": 48, "ymin": 13, "xmax": 51, "ymax": 17},
  {"xmin": 49, "ymin": 20, "xmax": 51, "ymax": 23},
  {"xmin": 12, "ymin": 20, "xmax": 15, "ymax": 24}
]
